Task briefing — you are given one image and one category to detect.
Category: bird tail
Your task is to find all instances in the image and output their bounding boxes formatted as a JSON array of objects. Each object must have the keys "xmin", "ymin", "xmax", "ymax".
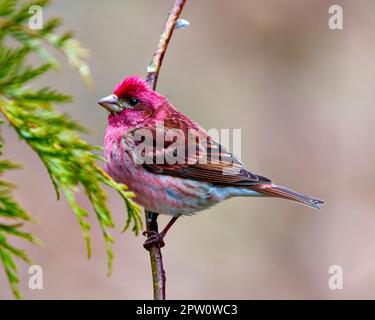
[{"xmin": 253, "ymin": 184, "xmax": 324, "ymax": 210}]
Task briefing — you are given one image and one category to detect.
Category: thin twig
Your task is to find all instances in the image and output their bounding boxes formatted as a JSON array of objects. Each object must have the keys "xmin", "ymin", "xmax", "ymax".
[
  {"xmin": 144, "ymin": 211, "xmax": 166, "ymax": 300},
  {"xmin": 146, "ymin": 0, "xmax": 187, "ymax": 90},
  {"xmin": 144, "ymin": 0, "xmax": 187, "ymax": 300}
]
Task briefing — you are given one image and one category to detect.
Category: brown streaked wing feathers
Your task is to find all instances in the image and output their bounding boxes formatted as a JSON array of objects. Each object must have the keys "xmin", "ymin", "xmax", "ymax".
[{"xmin": 132, "ymin": 106, "xmax": 272, "ymax": 186}]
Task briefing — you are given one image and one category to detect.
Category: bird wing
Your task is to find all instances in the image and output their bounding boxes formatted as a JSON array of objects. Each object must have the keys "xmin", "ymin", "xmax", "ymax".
[{"xmin": 129, "ymin": 106, "xmax": 271, "ymax": 187}]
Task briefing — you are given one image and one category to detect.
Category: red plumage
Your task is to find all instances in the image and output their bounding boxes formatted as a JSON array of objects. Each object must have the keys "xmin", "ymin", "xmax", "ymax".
[{"xmin": 100, "ymin": 75, "xmax": 324, "ymax": 214}]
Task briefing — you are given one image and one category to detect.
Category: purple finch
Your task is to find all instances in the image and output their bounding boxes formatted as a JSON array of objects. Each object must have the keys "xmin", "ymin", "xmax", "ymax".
[{"xmin": 99, "ymin": 75, "xmax": 323, "ymax": 247}]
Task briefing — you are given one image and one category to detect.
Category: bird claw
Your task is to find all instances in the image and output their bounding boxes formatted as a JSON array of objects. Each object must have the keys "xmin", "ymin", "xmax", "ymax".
[{"xmin": 142, "ymin": 230, "xmax": 165, "ymax": 250}]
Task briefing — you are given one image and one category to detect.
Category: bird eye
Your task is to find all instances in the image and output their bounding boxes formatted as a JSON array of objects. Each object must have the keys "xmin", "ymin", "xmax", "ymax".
[{"xmin": 128, "ymin": 97, "xmax": 138, "ymax": 106}]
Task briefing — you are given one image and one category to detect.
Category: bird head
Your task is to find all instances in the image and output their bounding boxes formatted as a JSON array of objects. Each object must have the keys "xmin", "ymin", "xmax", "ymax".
[{"xmin": 98, "ymin": 75, "xmax": 165, "ymax": 127}]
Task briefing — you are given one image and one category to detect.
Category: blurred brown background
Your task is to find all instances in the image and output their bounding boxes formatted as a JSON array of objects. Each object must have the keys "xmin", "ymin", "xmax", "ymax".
[{"xmin": 1, "ymin": 0, "xmax": 375, "ymax": 299}]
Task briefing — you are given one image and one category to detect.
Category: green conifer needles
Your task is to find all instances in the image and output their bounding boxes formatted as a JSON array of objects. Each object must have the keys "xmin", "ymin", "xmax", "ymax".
[{"xmin": 0, "ymin": 0, "xmax": 142, "ymax": 298}]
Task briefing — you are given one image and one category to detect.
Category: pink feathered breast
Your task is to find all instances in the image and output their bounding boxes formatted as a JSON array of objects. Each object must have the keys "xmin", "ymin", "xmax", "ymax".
[{"xmin": 104, "ymin": 125, "xmax": 222, "ymax": 216}]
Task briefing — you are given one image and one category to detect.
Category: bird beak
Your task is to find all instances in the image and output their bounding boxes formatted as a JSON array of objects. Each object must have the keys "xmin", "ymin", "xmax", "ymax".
[{"xmin": 98, "ymin": 94, "xmax": 122, "ymax": 113}]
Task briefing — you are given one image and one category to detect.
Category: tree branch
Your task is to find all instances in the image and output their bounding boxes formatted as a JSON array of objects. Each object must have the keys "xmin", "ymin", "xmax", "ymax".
[
  {"xmin": 144, "ymin": 0, "xmax": 187, "ymax": 300},
  {"xmin": 146, "ymin": 0, "xmax": 187, "ymax": 90},
  {"xmin": 144, "ymin": 211, "xmax": 166, "ymax": 300}
]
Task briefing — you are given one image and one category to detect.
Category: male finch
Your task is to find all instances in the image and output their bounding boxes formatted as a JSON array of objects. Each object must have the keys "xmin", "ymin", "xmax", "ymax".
[{"xmin": 99, "ymin": 75, "xmax": 323, "ymax": 248}]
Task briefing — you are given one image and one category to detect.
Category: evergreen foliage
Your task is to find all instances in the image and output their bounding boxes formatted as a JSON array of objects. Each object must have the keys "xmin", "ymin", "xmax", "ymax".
[{"xmin": 0, "ymin": 0, "xmax": 142, "ymax": 298}]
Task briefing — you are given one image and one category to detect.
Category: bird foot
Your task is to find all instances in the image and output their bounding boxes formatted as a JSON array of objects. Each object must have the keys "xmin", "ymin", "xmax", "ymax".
[{"xmin": 142, "ymin": 231, "xmax": 165, "ymax": 250}]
